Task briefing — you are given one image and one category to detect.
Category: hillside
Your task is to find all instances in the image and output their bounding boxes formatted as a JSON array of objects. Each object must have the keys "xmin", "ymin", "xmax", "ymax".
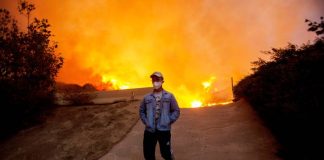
[{"xmin": 0, "ymin": 88, "xmax": 152, "ymax": 160}]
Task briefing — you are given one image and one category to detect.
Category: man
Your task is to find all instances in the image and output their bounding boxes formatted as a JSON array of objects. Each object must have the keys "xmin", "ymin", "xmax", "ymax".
[{"xmin": 139, "ymin": 71, "xmax": 180, "ymax": 160}]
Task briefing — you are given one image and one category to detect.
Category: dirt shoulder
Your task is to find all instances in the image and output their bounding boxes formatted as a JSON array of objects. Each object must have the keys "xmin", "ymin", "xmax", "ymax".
[{"xmin": 0, "ymin": 101, "xmax": 140, "ymax": 160}]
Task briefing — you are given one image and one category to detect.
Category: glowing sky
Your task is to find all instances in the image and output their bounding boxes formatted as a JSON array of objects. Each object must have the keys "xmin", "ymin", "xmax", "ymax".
[{"xmin": 1, "ymin": 0, "xmax": 323, "ymax": 107}]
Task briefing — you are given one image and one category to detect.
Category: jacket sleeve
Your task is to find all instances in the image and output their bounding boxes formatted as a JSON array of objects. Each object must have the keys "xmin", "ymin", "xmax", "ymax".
[
  {"xmin": 139, "ymin": 98, "xmax": 147, "ymax": 125},
  {"xmin": 170, "ymin": 94, "xmax": 180, "ymax": 123}
]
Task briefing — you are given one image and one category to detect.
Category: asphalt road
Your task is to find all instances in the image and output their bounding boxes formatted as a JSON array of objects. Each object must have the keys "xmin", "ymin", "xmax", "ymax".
[{"xmin": 99, "ymin": 99, "xmax": 281, "ymax": 160}]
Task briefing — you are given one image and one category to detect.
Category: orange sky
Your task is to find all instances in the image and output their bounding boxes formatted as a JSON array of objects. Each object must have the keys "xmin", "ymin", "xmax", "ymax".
[{"xmin": 1, "ymin": 0, "xmax": 323, "ymax": 107}]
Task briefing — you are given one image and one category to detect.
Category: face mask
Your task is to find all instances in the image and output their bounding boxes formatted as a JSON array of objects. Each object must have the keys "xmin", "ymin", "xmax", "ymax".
[{"xmin": 153, "ymin": 81, "xmax": 162, "ymax": 89}]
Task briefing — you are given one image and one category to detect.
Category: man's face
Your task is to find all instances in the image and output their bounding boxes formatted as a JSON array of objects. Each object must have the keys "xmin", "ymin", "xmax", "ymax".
[{"xmin": 151, "ymin": 76, "xmax": 163, "ymax": 83}]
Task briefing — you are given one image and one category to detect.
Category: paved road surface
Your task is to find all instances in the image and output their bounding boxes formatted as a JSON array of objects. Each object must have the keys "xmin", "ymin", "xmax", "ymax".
[{"xmin": 99, "ymin": 99, "xmax": 281, "ymax": 160}]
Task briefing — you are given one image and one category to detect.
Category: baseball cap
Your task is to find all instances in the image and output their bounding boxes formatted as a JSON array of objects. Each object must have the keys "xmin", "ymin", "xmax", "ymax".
[{"xmin": 150, "ymin": 71, "xmax": 163, "ymax": 79}]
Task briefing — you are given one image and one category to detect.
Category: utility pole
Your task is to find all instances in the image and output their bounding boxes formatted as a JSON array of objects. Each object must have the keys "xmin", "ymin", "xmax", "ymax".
[
  {"xmin": 131, "ymin": 91, "xmax": 135, "ymax": 101},
  {"xmin": 231, "ymin": 77, "xmax": 234, "ymax": 101}
]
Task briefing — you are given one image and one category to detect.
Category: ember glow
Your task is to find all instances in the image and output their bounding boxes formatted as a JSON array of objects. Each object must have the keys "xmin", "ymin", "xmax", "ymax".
[
  {"xmin": 1, "ymin": 0, "xmax": 323, "ymax": 108},
  {"xmin": 191, "ymin": 100, "xmax": 203, "ymax": 108}
]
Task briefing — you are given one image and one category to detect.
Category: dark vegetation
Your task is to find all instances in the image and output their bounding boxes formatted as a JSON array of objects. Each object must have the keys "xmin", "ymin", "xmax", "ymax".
[
  {"xmin": 0, "ymin": 1, "xmax": 63, "ymax": 139},
  {"xmin": 234, "ymin": 17, "xmax": 324, "ymax": 159},
  {"xmin": 55, "ymin": 82, "xmax": 97, "ymax": 106}
]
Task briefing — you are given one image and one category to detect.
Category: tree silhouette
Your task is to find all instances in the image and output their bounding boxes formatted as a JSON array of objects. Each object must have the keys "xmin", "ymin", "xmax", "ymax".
[
  {"xmin": 234, "ymin": 17, "xmax": 324, "ymax": 159},
  {"xmin": 0, "ymin": 1, "xmax": 63, "ymax": 138},
  {"xmin": 18, "ymin": 0, "xmax": 35, "ymax": 30},
  {"xmin": 306, "ymin": 17, "xmax": 324, "ymax": 37}
]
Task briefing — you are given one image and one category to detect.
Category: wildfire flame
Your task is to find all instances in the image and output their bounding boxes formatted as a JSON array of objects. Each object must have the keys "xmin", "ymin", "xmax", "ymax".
[
  {"xmin": 97, "ymin": 74, "xmax": 233, "ymax": 108},
  {"xmin": 101, "ymin": 75, "xmax": 130, "ymax": 90},
  {"xmin": 186, "ymin": 76, "xmax": 233, "ymax": 108},
  {"xmin": 1, "ymin": 0, "xmax": 320, "ymax": 108},
  {"xmin": 191, "ymin": 100, "xmax": 202, "ymax": 108}
]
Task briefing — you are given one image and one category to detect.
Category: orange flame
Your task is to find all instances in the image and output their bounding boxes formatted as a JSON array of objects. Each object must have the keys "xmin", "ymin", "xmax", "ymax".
[{"xmin": 1, "ymin": 0, "xmax": 320, "ymax": 107}]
